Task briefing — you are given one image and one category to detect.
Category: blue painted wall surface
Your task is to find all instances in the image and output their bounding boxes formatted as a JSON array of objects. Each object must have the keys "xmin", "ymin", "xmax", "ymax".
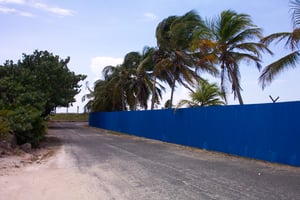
[{"xmin": 89, "ymin": 101, "xmax": 300, "ymax": 166}]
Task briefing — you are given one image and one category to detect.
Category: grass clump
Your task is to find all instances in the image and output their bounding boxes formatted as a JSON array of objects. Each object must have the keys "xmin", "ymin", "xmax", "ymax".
[{"xmin": 50, "ymin": 113, "xmax": 89, "ymax": 122}]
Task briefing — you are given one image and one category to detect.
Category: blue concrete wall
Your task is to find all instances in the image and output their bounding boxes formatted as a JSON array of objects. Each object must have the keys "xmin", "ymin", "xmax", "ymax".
[{"xmin": 89, "ymin": 101, "xmax": 300, "ymax": 166}]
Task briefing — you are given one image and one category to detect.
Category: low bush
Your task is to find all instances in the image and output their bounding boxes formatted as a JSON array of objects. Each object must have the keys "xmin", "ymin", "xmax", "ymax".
[
  {"xmin": 9, "ymin": 106, "xmax": 46, "ymax": 147},
  {"xmin": 0, "ymin": 110, "xmax": 11, "ymax": 141}
]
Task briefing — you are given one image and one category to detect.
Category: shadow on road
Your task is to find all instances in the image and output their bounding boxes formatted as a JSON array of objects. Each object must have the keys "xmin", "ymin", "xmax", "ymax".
[{"xmin": 48, "ymin": 122, "xmax": 83, "ymax": 130}]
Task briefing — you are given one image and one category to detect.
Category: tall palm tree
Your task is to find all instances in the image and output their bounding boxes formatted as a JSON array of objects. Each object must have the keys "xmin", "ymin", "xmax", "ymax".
[
  {"xmin": 259, "ymin": 0, "xmax": 300, "ymax": 88},
  {"xmin": 155, "ymin": 10, "xmax": 212, "ymax": 108},
  {"xmin": 102, "ymin": 64, "xmax": 131, "ymax": 110},
  {"xmin": 132, "ymin": 47, "xmax": 164, "ymax": 110},
  {"xmin": 87, "ymin": 49, "xmax": 165, "ymax": 112},
  {"xmin": 87, "ymin": 65, "xmax": 126, "ymax": 112},
  {"xmin": 84, "ymin": 79, "xmax": 121, "ymax": 112},
  {"xmin": 146, "ymin": 48, "xmax": 173, "ymax": 109},
  {"xmin": 209, "ymin": 10, "xmax": 271, "ymax": 104},
  {"xmin": 175, "ymin": 80, "xmax": 225, "ymax": 109}
]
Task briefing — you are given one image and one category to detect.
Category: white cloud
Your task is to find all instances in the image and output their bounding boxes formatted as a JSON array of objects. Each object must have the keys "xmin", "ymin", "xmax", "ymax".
[
  {"xmin": 0, "ymin": 1, "xmax": 74, "ymax": 17},
  {"xmin": 0, "ymin": 0, "xmax": 25, "ymax": 4},
  {"xmin": 144, "ymin": 12, "xmax": 157, "ymax": 21},
  {"xmin": 32, "ymin": 2, "xmax": 74, "ymax": 16},
  {"xmin": 0, "ymin": 6, "xmax": 16, "ymax": 13},
  {"xmin": 19, "ymin": 10, "xmax": 33, "ymax": 17},
  {"xmin": 0, "ymin": 5, "xmax": 33, "ymax": 17},
  {"xmin": 90, "ymin": 56, "xmax": 123, "ymax": 79}
]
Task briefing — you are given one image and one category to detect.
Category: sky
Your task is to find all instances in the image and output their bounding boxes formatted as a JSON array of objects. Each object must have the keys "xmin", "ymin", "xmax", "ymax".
[{"xmin": 0, "ymin": 0, "xmax": 299, "ymax": 112}]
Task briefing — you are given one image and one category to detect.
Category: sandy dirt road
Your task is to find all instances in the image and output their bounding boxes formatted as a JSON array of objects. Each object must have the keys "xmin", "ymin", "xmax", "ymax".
[{"xmin": 1, "ymin": 122, "xmax": 300, "ymax": 200}]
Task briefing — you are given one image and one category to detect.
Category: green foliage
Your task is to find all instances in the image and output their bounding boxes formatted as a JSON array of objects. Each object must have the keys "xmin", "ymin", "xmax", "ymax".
[
  {"xmin": 0, "ymin": 50, "xmax": 86, "ymax": 146},
  {"xmin": 208, "ymin": 10, "xmax": 271, "ymax": 104},
  {"xmin": 86, "ymin": 49, "xmax": 164, "ymax": 112},
  {"xmin": 87, "ymin": 9, "xmax": 273, "ymax": 111},
  {"xmin": 0, "ymin": 110, "xmax": 12, "ymax": 140},
  {"xmin": 175, "ymin": 80, "xmax": 225, "ymax": 109},
  {"xmin": 9, "ymin": 106, "xmax": 46, "ymax": 147},
  {"xmin": 19, "ymin": 50, "xmax": 86, "ymax": 116},
  {"xmin": 259, "ymin": 1, "xmax": 300, "ymax": 88},
  {"xmin": 51, "ymin": 113, "xmax": 88, "ymax": 122},
  {"xmin": 155, "ymin": 11, "xmax": 212, "ymax": 106}
]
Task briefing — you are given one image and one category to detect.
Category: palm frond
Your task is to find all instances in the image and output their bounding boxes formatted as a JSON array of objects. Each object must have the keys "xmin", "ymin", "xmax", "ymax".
[
  {"xmin": 218, "ymin": 10, "xmax": 253, "ymax": 42},
  {"xmin": 229, "ymin": 28, "xmax": 263, "ymax": 46},
  {"xmin": 232, "ymin": 52, "xmax": 262, "ymax": 70},
  {"xmin": 261, "ymin": 32, "xmax": 293, "ymax": 46},
  {"xmin": 235, "ymin": 42, "xmax": 273, "ymax": 56},
  {"xmin": 259, "ymin": 50, "xmax": 300, "ymax": 88},
  {"xmin": 290, "ymin": 0, "xmax": 300, "ymax": 28}
]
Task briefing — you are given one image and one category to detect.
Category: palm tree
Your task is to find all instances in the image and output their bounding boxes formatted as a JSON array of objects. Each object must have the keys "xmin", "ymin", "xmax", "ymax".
[
  {"xmin": 175, "ymin": 80, "xmax": 225, "ymax": 109},
  {"xmin": 85, "ymin": 65, "xmax": 126, "ymax": 112},
  {"xmin": 209, "ymin": 10, "xmax": 271, "ymax": 104},
  {"xmin": 132, "ymin": 47, "xmax": 165, "ymax": 110},
  {"xmin": 84, "ymin": 79, "xmax": 120, "ymax": 112},
  {"xmin": 148, "ymin": 48, "xmax": 173, "ymax": 109},
  {"xmin": 86, "ymin": 48, "xmax": 165, "ymax": 112},
  {"xmin": 102, "ymin": 64, "xmax": 132, "ymax": 110},
  {"xmin": 259, "ymin": 0, "xmax": 300, "ymax": 88},
  {"xmin": 155, "ymin": 10, "xmax": 212, "ymax": 108}
]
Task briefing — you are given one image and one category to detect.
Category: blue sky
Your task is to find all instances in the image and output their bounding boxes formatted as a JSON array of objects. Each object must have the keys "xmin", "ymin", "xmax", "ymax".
[{"xmin": 1, "ymin": 0, "xmax": 299, "ymax": 112}]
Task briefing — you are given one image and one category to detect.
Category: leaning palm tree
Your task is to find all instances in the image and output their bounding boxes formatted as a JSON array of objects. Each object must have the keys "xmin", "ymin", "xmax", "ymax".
[
  {"xmin": 132, "ymin": 46, "xmax": 165, "ymax": 110},
  {"xmin": 90, "ymin": 49, "xmax": 164, "ymax": 111},
  {"xmin": 260, "ymin": 0, "xmax": 300, "ymax": 88},
  {"xmin": 102, "ymin": 64, "xmax": 132, "ymax": 111},
  {"xmin": 85, "ymin": 79, "xmax": 121, "ymax": 112},
  {"xmin": 155, "ymin": 10, "xmax": 214, "ymax": 108},
  {"xmin": 209, "ymin": 10, "xmax": 272, "ymax": 104},
  {"xmin": 103, "ymin": 51, "xmax": 155, "ymax": 111},
  {"xmin": 148, "ymin": 48, "xmax": 174, "ymax": 109},
  {"xmin": 175, "ymin": 80, "xmax": 225, "ymax": 109}
]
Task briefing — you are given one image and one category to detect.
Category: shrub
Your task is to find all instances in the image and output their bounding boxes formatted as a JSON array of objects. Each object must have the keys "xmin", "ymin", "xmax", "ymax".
[
  {"xmin": 9, "ymin": 106, "xmax": 46, "ymax": 147},
  {"xmin": 0, "ymin": 110, "xmax": 12, "ymax": 141}
]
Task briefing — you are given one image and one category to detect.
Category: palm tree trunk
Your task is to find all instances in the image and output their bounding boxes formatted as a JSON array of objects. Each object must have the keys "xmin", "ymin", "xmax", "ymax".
[
  {"xmin": 151, "ymin": 76, "xmax": 157, "ymax": 110},
  {"xmin": 230, "ymin": 70, "xmax": 244, "ymax": 105},
  {"xmin": 235, "ymin": 88, "xmax": 244, "ymax": 105},
  {"xmin": 169, "ymin": 78, "xmax": 176, "ymax": 108},
  {"xmin": 121, "ymin": 89, "xmax": 126, "ymax": 110},
  {"xmin": 134, "ymin": 90, "xmax": 138, "ymax": 111}
]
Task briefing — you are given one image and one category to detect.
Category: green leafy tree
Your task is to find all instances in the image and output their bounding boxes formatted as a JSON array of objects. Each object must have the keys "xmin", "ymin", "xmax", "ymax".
[
  {"xmin": 175, "ymin": 80, "xmax": 225, "ymax": 109},
  {"xmin": 0, "ymin": 61, "xmax": 46, "ymax": 146},
  {"xmin": 0, "ymin": 50, "xmax": 86, "ymax": 146},
  {"xmin": 0, "ymin": 110, "xmax": 11, "ymax": 140},
  {"xmin": 19, "ymin": 50, "xmax": 86, "ymax": 116},
  {"xmin": 260, "ymin": 0, "xmax": 300, "ymax": 88}
]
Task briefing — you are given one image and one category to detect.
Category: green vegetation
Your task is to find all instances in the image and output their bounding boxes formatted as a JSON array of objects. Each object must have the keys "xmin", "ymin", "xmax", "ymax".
[
  {"xmin": 1, "ymin": 1, "xmax": 299, "ymax": 146},
  {"xmin": 85, "ymin": 1, "xmax": 300, "ymax": 112},
  {"xmin": 206, "ymin": 10, "xmax": 271, "ymax": 104},
  {"xmin": 0, "ymin": 50, "xmax": 86, "ymax": 147},
  {"xmin": 85, "ymin": 9, "xmax": 271, "ymax": 111},
  {"xmin": 260, "ymin": 0, "xmax": 300, "ymax": 88},
  {"xmin": 51, "ymin": 113, "xmax": 89, "ymax": 122},
  {"xmin": 175, "ymin": 80, "xmax": 225, "ymax": 109}
]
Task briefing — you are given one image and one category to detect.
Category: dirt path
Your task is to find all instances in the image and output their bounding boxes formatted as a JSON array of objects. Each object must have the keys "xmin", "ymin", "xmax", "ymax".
[{"xmin": 0, "ymin": 143, "xmax": 104, "ymax": 200}]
